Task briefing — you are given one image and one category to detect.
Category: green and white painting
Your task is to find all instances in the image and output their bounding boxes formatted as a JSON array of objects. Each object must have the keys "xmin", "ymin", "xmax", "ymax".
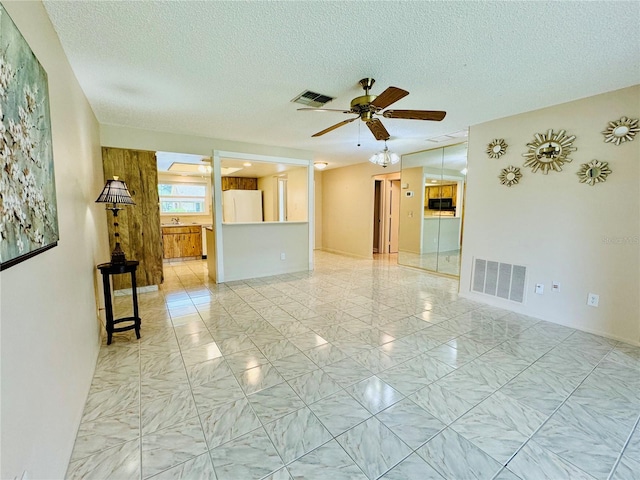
[{"xmin": 0, "ymin": 3, "xmax": 59, "ymax": 270}]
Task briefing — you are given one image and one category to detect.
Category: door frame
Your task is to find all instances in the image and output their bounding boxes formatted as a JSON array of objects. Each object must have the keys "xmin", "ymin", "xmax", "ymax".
[{"xmin": 372, "ymin": 172, "xmax": 401, "ymax": 254}]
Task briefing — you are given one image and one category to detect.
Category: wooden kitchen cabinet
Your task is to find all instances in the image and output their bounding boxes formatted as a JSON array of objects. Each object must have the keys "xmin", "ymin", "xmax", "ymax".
[
  {"xmin": 162, "ymin": 226, "xmax": 202, "ymax": 259},
  {"xmin": 424, "ymin": 184, "xmax": 458, "ymax": 207},
  {"xmin": 441, "ymin": 185, "xmax": 454, "ymax": 198}
]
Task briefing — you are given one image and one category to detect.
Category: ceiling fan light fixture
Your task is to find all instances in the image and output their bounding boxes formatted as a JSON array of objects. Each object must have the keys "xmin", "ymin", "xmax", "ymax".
[
  {"xmin": 369, "ymin": 140, "xmax": 399, "ymax": 168},
  {"xmin": 314, "ymin": 162, "xmax": 328, "ymax": 170}
]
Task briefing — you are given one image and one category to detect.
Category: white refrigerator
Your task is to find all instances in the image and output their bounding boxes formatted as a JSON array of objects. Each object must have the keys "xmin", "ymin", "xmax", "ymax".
[{"xmin": 222, "ymin": 190, "xmax": 263, "ymax": 222}]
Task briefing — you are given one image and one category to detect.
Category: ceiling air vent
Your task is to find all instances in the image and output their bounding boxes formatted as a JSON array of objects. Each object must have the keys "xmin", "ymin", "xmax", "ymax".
[{"xmin": 291, "ymin": 90, "xmax": 335, "ymax": 108}]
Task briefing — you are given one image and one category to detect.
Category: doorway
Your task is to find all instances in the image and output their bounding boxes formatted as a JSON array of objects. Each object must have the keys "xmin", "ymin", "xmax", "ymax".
[
  {"xmin": 372, "ymin": 173, "xmax": 401, "ymax": 255},
  {"xmin": 373, "ymin": 180, "xmax": 382, "ymax": 253}
]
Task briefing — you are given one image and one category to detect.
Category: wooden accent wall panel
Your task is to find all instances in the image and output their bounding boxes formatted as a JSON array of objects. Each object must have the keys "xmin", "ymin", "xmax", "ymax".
[
  {"xmin": 102, "ymin": 147, "xmax": 163, "ymax": 290},
  {"xmin": 222, "ymin": 177, "xmax": 258, "ymax": 191}
]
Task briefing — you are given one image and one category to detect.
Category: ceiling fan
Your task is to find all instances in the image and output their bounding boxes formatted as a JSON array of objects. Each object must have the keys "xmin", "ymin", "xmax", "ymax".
[{"xmin": 299, "ymin": 78, "xmax": 446, "ymax": 141}]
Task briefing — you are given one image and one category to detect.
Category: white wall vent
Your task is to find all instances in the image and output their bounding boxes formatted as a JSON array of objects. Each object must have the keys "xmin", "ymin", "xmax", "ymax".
[
  {"xmin": 472, "ymin": 258, "xmax": 527, "ymax": 303},
  {"xmin": 291, "ymin": 90, "xmax": 335, "ymax": 108}
]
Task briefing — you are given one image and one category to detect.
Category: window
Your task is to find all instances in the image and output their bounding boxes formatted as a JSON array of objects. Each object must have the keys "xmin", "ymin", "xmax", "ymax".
[{"xmin": 158, "ymin": 183, "xmax": 207, "ymax": 214}]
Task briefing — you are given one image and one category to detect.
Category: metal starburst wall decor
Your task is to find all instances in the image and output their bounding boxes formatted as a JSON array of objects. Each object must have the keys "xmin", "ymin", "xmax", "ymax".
[
  {"xmin": 602, "ymin": 117, "xmax": 638, "ymax": 146},
  {"xmin": 499, "ymin": 165, "xmax": 522, "ymax": 187},
  {"xmin": 522, "ymin": 129, "xmax": 576, "ymax": 174}
]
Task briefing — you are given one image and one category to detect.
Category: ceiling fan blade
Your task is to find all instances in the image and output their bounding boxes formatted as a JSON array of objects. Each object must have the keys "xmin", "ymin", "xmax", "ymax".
[
  {"xmin": 366, "ymin": 118, "xmax": 390, "ymax": 141},
  {"xmin": 383, "ymin": 109, "xmax": 447, "ymax": 121},
  {"xmin": 311, "ymin": 117, "xmax": 358, "ymax": 137},
  {"xmin": 370, "ymin": 86, "xmax": 409, "ymax": 110},
  {"xmin": 298, "ymin": 107, "xmax": 353, "ymax": 113}
]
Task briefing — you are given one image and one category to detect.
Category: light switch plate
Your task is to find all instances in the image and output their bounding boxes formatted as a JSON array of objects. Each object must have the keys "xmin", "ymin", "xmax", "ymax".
[
  {"xmin": 552, "ymin": 281, "xmax": 560, "ymax": 292},
  {"xmin": 535, "ymin": 284, "xmax": 544, "ymax": 295}
]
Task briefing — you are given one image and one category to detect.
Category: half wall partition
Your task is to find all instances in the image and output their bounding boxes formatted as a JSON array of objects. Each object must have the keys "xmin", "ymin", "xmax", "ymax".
[{"xmin": 209, "ymin": 151, "xmax": 313, "ymax": 283}]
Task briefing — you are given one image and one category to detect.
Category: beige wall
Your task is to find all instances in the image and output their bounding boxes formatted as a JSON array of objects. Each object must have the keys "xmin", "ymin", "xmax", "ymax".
[
  {"xmin": 460, "ymin": 85, "xmax": 640, "ymax": 345},
  {"xmin": 101, "ymin": 124, "xmax": 313, "ymax": 162},
  {"xmin": 1, "ymin": 3, "xmax": 108, "ymax": 478},
  {"xmin": 321, "ymin": 161, "xmax": 400, "ymax": 258},
  {"xmin": 314, "ymin": 170, "xmax": 323, "ymax": 249},
  {"xmin": 287, "ymin": 166, "xmax": 308, "ymax": 222},
  {"xmin": 398, "ymin": 166, "xmax": 423, "ymax": 254},
  {"xmin": 257, "ymin": 166, "xmax": 308, "ymax": 222},
  {"xmin": 222, "ymin": 223, "xmax": 309, "ymax": 281}
]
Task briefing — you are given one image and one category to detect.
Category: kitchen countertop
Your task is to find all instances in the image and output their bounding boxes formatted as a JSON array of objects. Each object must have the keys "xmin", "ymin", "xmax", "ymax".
[{"xmin": 161, "ymin": 222, "xmax": 212, "ymax": 227}]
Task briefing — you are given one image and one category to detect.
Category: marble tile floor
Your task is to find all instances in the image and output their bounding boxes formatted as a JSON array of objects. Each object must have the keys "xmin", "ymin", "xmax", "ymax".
[{"xmin": 66, "ymin": 252, "xmax": 640, "ymax": 479}]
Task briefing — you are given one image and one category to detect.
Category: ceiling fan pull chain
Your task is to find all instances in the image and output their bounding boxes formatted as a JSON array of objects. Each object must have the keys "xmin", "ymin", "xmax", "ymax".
[{"xmin": 357, "ymin": 120, "xmax": 361, "ymax": 147}]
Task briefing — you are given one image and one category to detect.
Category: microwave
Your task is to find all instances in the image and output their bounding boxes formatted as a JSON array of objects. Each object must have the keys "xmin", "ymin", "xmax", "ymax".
[{"xmin": 428, "ymin": 198, "xmax": 455, "ymax": 210}]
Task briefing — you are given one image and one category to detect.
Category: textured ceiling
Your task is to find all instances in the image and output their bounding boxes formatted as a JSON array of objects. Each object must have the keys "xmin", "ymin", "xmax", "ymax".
[{"xmin": 43, "ymin": 1, "xmax": 640, "ymax": 167}]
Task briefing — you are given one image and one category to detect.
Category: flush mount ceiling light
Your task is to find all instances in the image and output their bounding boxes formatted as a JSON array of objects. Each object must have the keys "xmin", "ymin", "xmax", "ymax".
[
  {"xmin": 243, "ymin": 162, "xmax": 252, "ymax": 167},
  {"xmin": 369, "ymin": 140, "xmax": 399, "ymax": 168},
  {"xmin": 197, "ymin": 164, "xmax": 212, "ymax": 173},
  {"xmin": 314, "ymin": 162, "xmax": 328, "ymax": 170}
]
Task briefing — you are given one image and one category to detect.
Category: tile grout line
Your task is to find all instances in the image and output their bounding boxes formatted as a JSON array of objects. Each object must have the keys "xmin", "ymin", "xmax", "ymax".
[
  {"xmin": 175, "ymin": 274, "xmax": 215, "ymax": 479},
  {"xmin": 138, "ymin": 327, "xmax": 142, "ymax": 480},
  {"xmin": 200, "ymin": 283, "xmax": 290, "ymax": 478},
  {"xmin": 142, "ymin": 265, "xmax": 208, "ymax": 480},
  {"xmin": 493, "ymin": 337, "xmax": 620, "ymax": 480},
  {"xmin": 605, "ymin": 406, "xmax": 640, "ymax": 479},
  {"xmin": 75, "ymin": 256, "xmax": 639, "ymax": 479}
]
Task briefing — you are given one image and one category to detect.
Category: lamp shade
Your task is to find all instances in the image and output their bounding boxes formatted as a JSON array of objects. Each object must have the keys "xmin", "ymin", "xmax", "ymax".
[
  {"xmin": 95, "ymin": 176, "xmax": 135, "ymax": 205},
  {"xmin": 369, "ymin": 145, "xmax": 400, "ymax": 168}
]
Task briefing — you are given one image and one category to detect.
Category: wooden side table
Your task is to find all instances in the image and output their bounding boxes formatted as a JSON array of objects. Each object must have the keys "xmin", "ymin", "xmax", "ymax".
[{"xmin": 97, "ymin": 260, "xmax": 141, "ymax": 345}]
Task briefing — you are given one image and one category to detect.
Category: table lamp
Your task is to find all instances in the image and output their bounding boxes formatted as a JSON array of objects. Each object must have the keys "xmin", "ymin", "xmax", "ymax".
[{"xmin": 95, "ymin": 176, "xmax": 135, "ymax": 264}]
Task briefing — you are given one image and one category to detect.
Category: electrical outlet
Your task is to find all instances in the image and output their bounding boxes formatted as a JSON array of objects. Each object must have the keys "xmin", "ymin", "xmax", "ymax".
[
  {"xmin": 552, "ymin": 281, "xmax": 560, "ymax": 292},
  {"xmin": 280, "ymin": 252, "xmax": 286, "ymax": 260},
  {"xmin": 587, "ymin": 293, "xmax": 599, "ymax": 307},
  {"xmin": 535, "ymin": 284, "xmax": 544, "ymax": 295}
]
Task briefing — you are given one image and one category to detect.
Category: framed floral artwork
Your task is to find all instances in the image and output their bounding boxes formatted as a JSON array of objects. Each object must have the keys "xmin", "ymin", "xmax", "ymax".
[{"xmin": 0, "ymin": 4, "xmax": 59, "ymax": 270}]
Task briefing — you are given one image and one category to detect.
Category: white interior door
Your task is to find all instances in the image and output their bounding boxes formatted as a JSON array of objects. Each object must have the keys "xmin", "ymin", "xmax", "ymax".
[{"xmin": 388, "ymin": 180, "xmax": 401, "ymax": 253}]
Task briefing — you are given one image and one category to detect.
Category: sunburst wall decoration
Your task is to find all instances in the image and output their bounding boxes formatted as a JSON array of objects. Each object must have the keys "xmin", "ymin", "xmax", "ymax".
[
  {"xmin": 499, "ymin": 165, "xmax": 522, "ymax": 187},
  {"xmin": 577, "ymin": 159, "xmax": 612, "ymax": 186},
  {"xmin": 486, "ymin": 139, "xmax": 508, "ymax": 159},
  {"xmin": 602, "ymin": 117, "xmax": 638, "ymax": 145},
  {"xmin": 522, "ymin": 129, "xmax": 576, "ymax": 174}
]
